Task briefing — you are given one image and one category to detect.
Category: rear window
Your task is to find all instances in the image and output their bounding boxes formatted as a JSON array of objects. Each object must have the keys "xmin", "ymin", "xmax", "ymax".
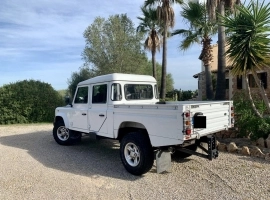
[{"xmin": 124, "ymin": 84, "xmax": 153, "ymax": 100}]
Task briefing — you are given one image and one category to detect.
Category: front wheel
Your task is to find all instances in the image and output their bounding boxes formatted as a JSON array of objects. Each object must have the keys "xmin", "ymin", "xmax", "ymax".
[
  {"xmin": 120, "ymin": 132, "xmax": 154, "ymax": 176},
  {"xmin": 53, "ymin": 120, "xmax": 81, "ymax": 145}
]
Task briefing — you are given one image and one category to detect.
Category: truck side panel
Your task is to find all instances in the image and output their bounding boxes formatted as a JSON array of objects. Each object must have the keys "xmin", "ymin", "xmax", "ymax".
[{"xmin": 113, "ymin": 105, "xmax": 183, "ymax": 147}]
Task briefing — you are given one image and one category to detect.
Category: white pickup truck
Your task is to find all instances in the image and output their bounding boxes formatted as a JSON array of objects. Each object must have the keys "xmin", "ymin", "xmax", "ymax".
[{"xmin": 53, "ymin": 73, "xmax": 234, "ymax": 175}]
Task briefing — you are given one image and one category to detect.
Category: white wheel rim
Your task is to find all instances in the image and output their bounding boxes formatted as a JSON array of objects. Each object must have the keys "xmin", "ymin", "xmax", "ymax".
[
  {"xmin": 57, "ymin": 126, "xmax": 69, "ymax": 141},
  {"xmin": 124, "ymin": 142, "xmax": 140, "ymax": 167}
]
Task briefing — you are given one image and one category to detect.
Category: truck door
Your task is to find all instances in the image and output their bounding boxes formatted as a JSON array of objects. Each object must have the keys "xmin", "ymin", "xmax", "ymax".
[
  {"xmin": 89, "ymin": 83, "xmax": 108, "ymax": 134},
  {"xmin": 69, "ymin": 86, "xmax": 89, "ymax": 131}
]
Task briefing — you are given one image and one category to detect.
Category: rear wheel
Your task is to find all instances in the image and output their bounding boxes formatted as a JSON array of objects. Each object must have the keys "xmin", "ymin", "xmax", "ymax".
[
  {"xmin": 53, "ymin": 120, "xmax": 81, "ymax": 145},
  {"xmin": 173, "ymin": 144, "xmax": 198, "ymax": 159},
  {"xmin": 120, "ymin": 132, "xmax": 154, "ymax": 176}
]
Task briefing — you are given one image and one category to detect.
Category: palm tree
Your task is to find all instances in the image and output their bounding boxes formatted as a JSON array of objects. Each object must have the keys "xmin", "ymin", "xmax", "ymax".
[
  {"xmin": 207, "ymin": 0, "xmax": 241, "ymax": 100},
  {"xmin": 137, "ymin": 6, "xmax": 162, "ymax": 79},
  {"xmin": 144, "ymin": 0, "xmax": 183, "ymax": 99},
  {"xmin": 220, "ymin": 0, "xmax": 270, "ymax": 118},
  {"xmin": 172, "ymin": 2, "xmax": 217, "ymax": 100}
]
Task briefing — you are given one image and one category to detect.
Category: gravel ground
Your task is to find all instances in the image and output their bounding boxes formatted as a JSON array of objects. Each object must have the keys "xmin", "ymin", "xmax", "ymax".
[{"xmin": 0, "ymin": 124, "xmax": 269, "ymax": 200}]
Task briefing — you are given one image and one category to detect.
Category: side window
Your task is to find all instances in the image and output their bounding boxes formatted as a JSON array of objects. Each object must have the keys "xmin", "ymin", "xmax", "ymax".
[
  {"xmin": 111, "ymin": 83, "xmax": 122, "ymax": 101},
  {"xmin": 124, "ymin": 84, "xmax": 153, "ymax": 100},
  {"xmin": 92, "ymin": 84, "xmax": 107, "ymax": 104},
  {"xmin": 74, "ymin": 86, "xmax": 88, "ymax": 104},
  {"xmin": 154, "ymin": 85, "xmax": 159, "ymax": 99}
]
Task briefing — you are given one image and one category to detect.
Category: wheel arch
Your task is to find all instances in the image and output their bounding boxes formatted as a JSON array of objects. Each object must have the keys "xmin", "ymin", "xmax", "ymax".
[
  {"xmin": 116, "ymin": 121, "xmax": 151, "ymax": 145},
  {"xmin": 54, "ymin": 115, "xmax": 69, "ymax": 129}
]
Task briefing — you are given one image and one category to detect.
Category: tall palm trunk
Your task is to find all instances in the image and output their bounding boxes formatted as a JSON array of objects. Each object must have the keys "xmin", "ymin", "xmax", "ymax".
[
  {"xmin": 205, "ymin": 65, "xmax": 214, "ymax": 99},
  {"xmin": 245, "ymin": 75, "xmax": 263, "ymax": 118},
  {"xmin": 215, "ymin": 1, "xmax": 226, "ymax": 100},
  {"xmin": 201, "ymin": 36, "xmax": 214, "ymax": 99},
  {"xmin": 151, "ymin": 30, "xmax": 157, "ymax": 79},
  {"xmin": 151, "ymin": 50, "xmax": 157, "ymax": 79},
  {"xmin": 160, "ymin": 25, "xmax": 167, "ymax": 99}
]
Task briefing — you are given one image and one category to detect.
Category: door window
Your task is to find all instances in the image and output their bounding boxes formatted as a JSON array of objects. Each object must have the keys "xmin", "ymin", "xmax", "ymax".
[
  {"xmin": 74, "ymin": 86, "xmax": 88, "ymax": 104},
  {"xmin": 92, "ymin": 84, "xmax": 107, "ymax": 104}
]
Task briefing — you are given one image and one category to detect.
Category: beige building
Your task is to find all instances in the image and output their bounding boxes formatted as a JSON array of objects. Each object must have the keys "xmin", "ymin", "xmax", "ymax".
[{"xmin": 193, "ymin": 44, "xmax": 269, "ymax": 100}]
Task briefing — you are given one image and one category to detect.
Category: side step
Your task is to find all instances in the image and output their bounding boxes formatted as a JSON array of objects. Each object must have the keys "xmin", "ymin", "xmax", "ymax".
[{"xmin": 177, "ymin": 135, "xmax": 219, "ymax": 160}]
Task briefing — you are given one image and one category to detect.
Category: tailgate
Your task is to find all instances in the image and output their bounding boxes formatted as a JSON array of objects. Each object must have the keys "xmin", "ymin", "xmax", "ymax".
[{"xmin": 182, "ymin": 101, "xmax": 234, "ymax": 140}]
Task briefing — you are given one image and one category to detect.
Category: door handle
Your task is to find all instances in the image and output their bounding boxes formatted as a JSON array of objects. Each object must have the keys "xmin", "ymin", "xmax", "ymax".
[
  {"xmin": 82, "ymin": 113, "xmax": 87, "ymax": 116},
  {"xmin": 99, "ymin": 114, "xmax": 105, "ymax": 117}
]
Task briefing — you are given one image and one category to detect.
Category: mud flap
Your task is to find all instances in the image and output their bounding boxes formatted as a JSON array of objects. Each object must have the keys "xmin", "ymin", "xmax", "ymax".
[{"xmin": 155, "ymin": 150, "xmax": 172, "ymax": 173}]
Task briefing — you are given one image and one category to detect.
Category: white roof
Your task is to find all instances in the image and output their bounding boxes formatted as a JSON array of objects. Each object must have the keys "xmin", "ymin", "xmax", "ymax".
[{"xmin": 78, "ymin": 73, "xmax": 157, "ymax": 86}]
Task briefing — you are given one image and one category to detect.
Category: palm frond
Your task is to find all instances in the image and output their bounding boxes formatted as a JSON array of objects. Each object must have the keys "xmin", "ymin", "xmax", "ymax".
[
  {"xmin": 180, "ymin": 31, "xmax": 200, "ymax": 51},
  {"xmin": 220, "ymin": 0, "xmax": 270, "ymax": 75}
]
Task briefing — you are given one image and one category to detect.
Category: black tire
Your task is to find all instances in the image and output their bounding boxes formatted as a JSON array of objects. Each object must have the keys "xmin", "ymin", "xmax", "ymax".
[
  {"xmin": 173, "ymin": 144, "xmax": 198, "ymax": 159},
  {"xmin": 53, "ymin": 120, "xmax": 81, "ymax": 145},
  {"xmin": 120, "ymin": 132, "xmax": 154, "ymax": 176}
]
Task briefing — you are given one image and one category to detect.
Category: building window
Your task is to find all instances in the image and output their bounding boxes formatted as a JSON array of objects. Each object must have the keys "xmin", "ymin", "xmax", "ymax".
[
  {"xmin": 226, "ymin": 79, "xmax": 229, "ymax": 89},
  {"xmin": 260, "ymin": 72, "xmax": 267, "ymax": 89},
  {"xmin": 237, "ymin": 75, "xmax": 242, "ymax": 89},
  {"xmin": 248, "ymin": 74, "xmax": 256, "ymax": 88},
  {"xmin": 248, "ymin": 72, "xmax": 267, "ymax": 89}
]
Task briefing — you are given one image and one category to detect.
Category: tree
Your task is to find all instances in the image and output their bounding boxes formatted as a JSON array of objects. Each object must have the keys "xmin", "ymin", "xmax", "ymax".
[
  {"xmin": 79, "ymin": 13, "xmax": 174, "ymax": 97},
  {"xmin": 221, "ymin": 0, "xmax": 270, "ymax": 118},
  {"xmin": 137, "ymin": 6, "xmax": 162, "ymax": 79},
  {"xmin": 82, "ymin": 14, "xmax": 147, "ymax": 75},
  {"xmin": 207, "ymin": 0, "xmax": 241, "ymax": 100},
  {"xmin": 67, "ymin": 65, "xmax": 96, "ymax": 97},
  {"xmin": 144, "ymin": 0, "xmax": 182, "ymax": 99},
  {"xmin": 172, "ymin": 2, "xmax": 217, "ymax": 99}
]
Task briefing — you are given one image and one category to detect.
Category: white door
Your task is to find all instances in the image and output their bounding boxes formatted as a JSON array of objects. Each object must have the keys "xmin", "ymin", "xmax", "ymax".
[
  {"xmin": 89, "ymin": 83, "xmax": 108, "ymax": 134},
  {"xmin": 69, "ymin": 86, "xmax": 89, "ymax": 131}
]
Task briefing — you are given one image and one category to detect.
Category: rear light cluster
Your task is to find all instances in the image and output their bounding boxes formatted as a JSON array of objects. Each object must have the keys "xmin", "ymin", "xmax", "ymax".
[
  {"xmin": 231, "ymin": 106, "xmax": 234, "ymax": 127},
  {"xmin": 183, "ymin": 111, "xmax": 192, "ymax": 135}
]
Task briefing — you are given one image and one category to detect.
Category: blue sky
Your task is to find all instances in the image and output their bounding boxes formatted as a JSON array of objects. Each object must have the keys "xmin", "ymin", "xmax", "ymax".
[{"xmin": 0, "ymin": 0, "xmax": 207, "ymax": 91}]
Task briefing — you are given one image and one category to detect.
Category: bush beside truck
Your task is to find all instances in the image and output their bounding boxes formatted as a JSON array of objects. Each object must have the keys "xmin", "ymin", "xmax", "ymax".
[
  {"xmin": 0, "ymin": 80, "xmax": 65, "ymax": 124},
  {"xmin": 233, "ymin": 90, "xmax": 270, "ymax": 140}
]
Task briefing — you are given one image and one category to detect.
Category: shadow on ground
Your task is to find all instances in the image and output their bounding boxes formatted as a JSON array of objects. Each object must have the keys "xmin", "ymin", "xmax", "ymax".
[{"xmin": 0, "ymin": 130, "xmax": 141, "ymax": 181}]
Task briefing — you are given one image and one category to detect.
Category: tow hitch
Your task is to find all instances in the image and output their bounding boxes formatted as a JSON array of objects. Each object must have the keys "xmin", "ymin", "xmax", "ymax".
[{"xmin": 178, "ymin": 135, "xmax": 218, "ymax": 160}]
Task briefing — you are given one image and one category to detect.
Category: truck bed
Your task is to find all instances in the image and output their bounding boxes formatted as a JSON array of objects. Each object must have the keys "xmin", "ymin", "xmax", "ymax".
[{"xmin": 112, "ymin": 100, "xmax": 233, "ymax": 147}]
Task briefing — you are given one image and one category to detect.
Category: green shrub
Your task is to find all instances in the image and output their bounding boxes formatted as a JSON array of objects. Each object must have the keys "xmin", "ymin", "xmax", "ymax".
[
  {"xmin": 233, "ymin": 90, "xmax": 270, "ymax": 140},
  {"xmin": 0, "ymin": 80, "xmax": 65, "ymax": 124}
]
